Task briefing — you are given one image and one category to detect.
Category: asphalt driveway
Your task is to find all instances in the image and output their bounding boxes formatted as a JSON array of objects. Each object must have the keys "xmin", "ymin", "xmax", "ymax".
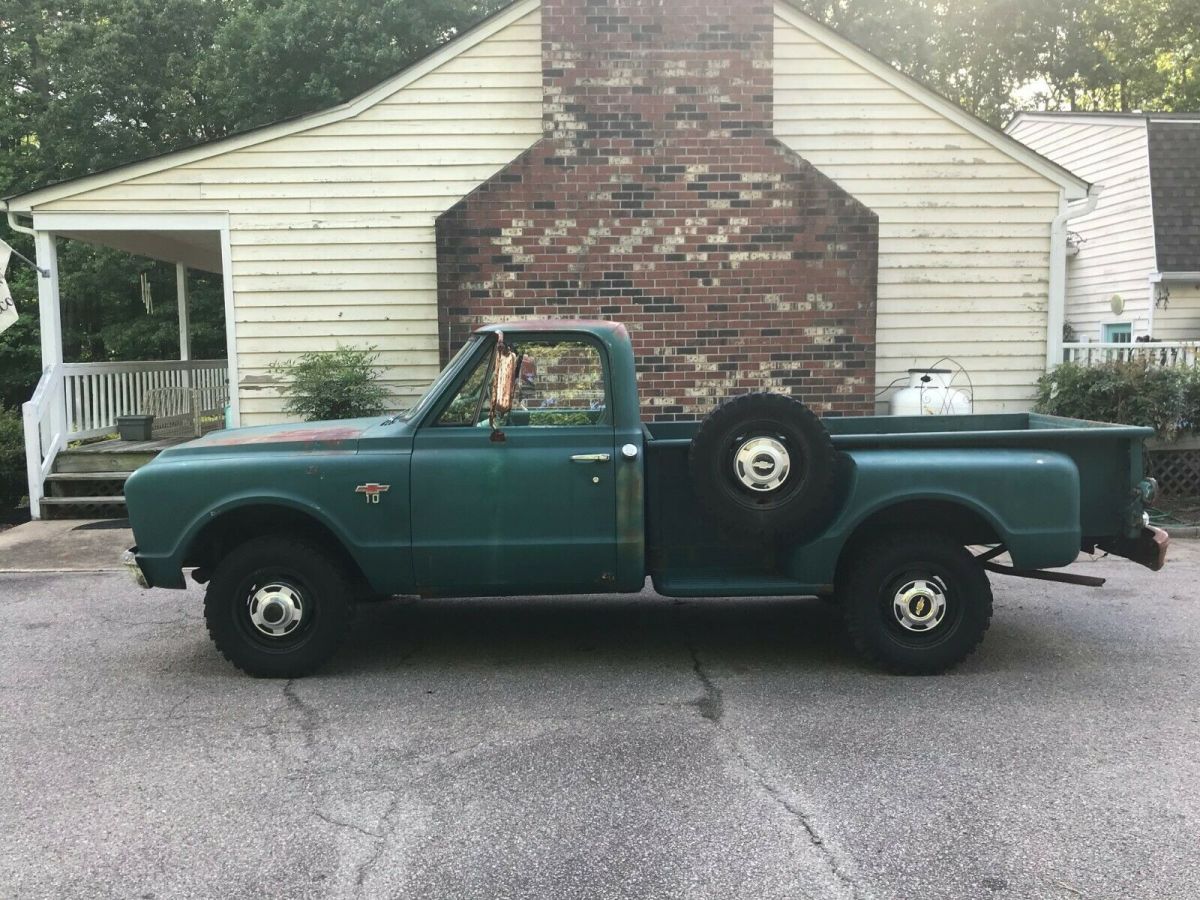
[{"xmin": 1, "ymin": 543, "xmax": 1198, "ymax": 899}]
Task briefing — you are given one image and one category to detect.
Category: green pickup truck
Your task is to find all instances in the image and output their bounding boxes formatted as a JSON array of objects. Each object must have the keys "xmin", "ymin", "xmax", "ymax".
[{"xmin": 124, "ymin": 320, "xmax": 1168, "ymax": 677}]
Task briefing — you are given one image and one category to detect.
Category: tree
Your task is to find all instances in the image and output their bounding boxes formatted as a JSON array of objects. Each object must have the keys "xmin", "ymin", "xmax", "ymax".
[
  {"xmin": 199, "ymin": 0, "xmax": 506, "ymax": 132},
  {"xmin": 0, "ymin": 0, "xmax": 503, "ymax": 416}
]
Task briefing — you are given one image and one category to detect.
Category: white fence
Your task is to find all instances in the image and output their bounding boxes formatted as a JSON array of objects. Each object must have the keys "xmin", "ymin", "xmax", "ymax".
[
  {"xmin": 63, "ymin": 359, "xmax": 228, "ymax": 440},
  {"xmin": 22, "ymin": 359, "xmax": 228, "ymax": 518},
  {"xmin": 1062, "ymin": 341, "xmax": 1200, "ymax": 368},
  {"xmin": 22, "ymin": 364, "xmax": 67, "ymax": 520}
]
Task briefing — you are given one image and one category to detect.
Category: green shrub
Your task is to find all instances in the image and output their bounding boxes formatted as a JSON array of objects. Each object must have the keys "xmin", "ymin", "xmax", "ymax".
[
  {"xmin": 269, "ymin": 345, "xmax": 391, "ymax": 422},
  {"xmin": 0, "ymin": 406, "xmax": 26, "ymax": 510},
  {"xmin": 1035, "ymin": 360, "xmax": 1200, "ymax": 439}
]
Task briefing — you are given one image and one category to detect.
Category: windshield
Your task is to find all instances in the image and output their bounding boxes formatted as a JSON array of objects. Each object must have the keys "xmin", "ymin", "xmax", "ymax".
[{"xmin": 387, "ymin": 336, "xmax": 485, "ymax": 423}]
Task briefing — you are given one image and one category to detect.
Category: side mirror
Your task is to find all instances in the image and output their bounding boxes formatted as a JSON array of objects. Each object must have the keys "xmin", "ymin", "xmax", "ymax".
[{"xmin": 488, "ymin": 333, "xmax": 517, "ymax": 440}]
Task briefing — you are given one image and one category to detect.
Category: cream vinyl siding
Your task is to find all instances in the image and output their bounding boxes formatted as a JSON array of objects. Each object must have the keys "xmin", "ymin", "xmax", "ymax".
[
  {"xmin": 1153, "ymin": 285, "xmax": 1200, "ymax": 340},
  {"xmin": 1007, "ymin": 116, "xmax": 1157, "ymax": 342},
  {"xmin": 36, "ymin": 9, "xmax": 543, "ymax": 424},
  {"xmin": 774, "ymin": 6, "xmax": 1063, "ymax": 412}
]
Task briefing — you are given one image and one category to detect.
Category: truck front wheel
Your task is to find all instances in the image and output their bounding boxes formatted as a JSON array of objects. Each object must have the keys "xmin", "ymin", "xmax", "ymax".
[
  {"xmin": 840, "ymin": 532, "xmax": 993, "ymax": 675},
  {"xmin": 203, "ymin": 536, "xmax": 354, "ymax": 678}
]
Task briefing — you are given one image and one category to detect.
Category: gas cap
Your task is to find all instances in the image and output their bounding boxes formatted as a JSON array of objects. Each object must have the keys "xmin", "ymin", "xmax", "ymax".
[{"xmin": 621, "ymin": 443, "xmax": 638, "ymax": 459}]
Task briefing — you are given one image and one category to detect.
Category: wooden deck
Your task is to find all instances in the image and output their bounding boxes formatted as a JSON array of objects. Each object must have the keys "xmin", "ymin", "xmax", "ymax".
[
  {"xmin": 54, "ymin": 435, "xmax": 203, "ymax": 476},
  {"xmin": 68, "ymin": 437, "xmax": 194, "ymax": 454}
]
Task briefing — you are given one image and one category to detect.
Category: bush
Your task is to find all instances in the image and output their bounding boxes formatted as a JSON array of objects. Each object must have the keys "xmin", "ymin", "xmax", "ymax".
[
  {"xmin": 1035, "ymin": 361, "xmax": 1200, "ymax": 439},
  {"xmin": 269, "ymin": 345, "xmax": 391, "ymax": 422},
  {"xmin": 0, "ymin": 406, "xmax": 26, "ymax": 510}
]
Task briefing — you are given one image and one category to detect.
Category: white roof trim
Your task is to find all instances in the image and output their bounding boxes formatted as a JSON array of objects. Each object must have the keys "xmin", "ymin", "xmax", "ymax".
[
  {"xmin": 31, "ymin": 211, "xmax": 231, "ymax": 231},
  {"xmin": 1007, "ymin": 111, "xmax": 1150, "ymax": 131},
  {"xmin": 5, "ymin": 0, "xmax": 540, "ymax": 212},
  {"xmin": 775, "ymin": 2, "xmax": 1089, "ymax": 200}
]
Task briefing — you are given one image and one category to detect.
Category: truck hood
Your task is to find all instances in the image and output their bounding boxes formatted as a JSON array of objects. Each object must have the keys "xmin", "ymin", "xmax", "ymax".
[{"xmin": 156, "ymin": 416, "xmax": 384, "ymax": 458}]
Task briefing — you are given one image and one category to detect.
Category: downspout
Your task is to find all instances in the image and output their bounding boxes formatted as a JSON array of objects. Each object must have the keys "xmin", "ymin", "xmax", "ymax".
[
  {"xmin": 1047, "ymin": 185, "xmax": 1102, "ymax": 368},
  {"xmin": 5, "ymin": 207, "xmax": 50, "ymax": 277},
  {"xmin": 6, "ymin": 207, "xmax": 36, "ymax": 237}
]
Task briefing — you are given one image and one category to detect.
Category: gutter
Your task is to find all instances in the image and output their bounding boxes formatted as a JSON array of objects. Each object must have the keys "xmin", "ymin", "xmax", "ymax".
[
  {"xmin": 4, "ymin": 205, "xmax": 49, "ymax": 278},
  {"xmin": 1152, "ymin": 271, "xmax": 1200, "ymax": 283},
  {"xmin": 1047, "ymin": 185, "xmax": 1103, "ymax": 368}
]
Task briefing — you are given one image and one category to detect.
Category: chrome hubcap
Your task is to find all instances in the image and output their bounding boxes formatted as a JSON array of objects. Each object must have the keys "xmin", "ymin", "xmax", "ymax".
[
  {"xmin": 248, "ymin": 583, "xmax": 305, "ymax": 638},
  {"xmin": 892, "ymin": 579, "xmax": 947, "ymax": 632},
  {"xmin": 733, "ymin": 436, "xmax": 790, "ymax": 492}
]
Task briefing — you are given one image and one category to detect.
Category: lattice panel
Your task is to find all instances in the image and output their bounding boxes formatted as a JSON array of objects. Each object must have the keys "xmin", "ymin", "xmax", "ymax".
[{"xmin": 1148, "ymin": 449, "xmax": 1200, "ymax": 498}]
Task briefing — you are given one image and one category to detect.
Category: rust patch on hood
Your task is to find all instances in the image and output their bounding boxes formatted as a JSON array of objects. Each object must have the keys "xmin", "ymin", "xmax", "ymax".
[{"xmin": 199, "ymin": 425, "xmax": 365, "ymax": 448}]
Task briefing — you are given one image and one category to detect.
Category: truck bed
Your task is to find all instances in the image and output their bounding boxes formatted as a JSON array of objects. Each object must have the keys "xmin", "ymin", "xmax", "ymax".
[{"xmin": 642, "ymin": 413, "xmax": 1153, "ymax": 597}]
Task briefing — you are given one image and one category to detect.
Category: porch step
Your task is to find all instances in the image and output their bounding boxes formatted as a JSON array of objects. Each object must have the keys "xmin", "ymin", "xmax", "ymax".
[
  {"xmin": 54, "ymin": 450, "xmax": 160, "ymax": 473},
  {"xmin": 40, "ymin": 495, "xmax": 127, "ymax": 506},
  {"xmin": 45, "ymin": 471, "xmax": 136, "ymax": 482},
  {"xmin": 41, "ymin": 438, "xmax": 183, "ymax": 518}
]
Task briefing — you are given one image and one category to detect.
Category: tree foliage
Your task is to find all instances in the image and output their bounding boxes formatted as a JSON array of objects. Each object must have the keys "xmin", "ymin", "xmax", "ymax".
[
  {"xmin": 791, "ymin": 0, "xmax": 1200, "ymax": 123},
  {"xmin": 1035, "ymin": 360, "xmax": 1200, "ymax": 438}
]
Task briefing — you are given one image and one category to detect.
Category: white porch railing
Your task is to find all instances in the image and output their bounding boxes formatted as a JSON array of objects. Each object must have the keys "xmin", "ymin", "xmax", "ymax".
[
  {"xmin": 22, "ymin": 363, "xmax": 67, "ymax": 520},
  {"xmin": 1062, "ymin": 341, "xmax": 1200, "ymax": 368},
  {"xmin": 63, "ymin": 359, "xmax": 228, "ymax": 440},
  {"xmin": 22, "ymin": 359, "xmax": 228, "ymax": 518}
]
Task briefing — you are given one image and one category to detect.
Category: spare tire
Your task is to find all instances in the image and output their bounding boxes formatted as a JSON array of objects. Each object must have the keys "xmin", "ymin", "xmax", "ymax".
[{"xmin": 688, "ymin": 392, "xmax": 838, "ymax": 539}]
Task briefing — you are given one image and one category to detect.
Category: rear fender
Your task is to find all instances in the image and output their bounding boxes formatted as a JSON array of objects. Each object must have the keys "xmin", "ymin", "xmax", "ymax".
[{"xmin": 788, "ymin": 449, "xmax": 1083, "ymax": 584}]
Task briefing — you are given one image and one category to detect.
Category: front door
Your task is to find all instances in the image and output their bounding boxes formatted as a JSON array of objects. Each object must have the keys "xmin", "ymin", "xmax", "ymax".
[{"xmin": 410, "ymin": 334, "xmax": 618, "ymax": 595}]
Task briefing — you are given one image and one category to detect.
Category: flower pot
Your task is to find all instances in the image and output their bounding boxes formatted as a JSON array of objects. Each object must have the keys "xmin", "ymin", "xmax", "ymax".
[{"xmin": 116, "ymin": 414, "xmax": 154, "ymax": 442}]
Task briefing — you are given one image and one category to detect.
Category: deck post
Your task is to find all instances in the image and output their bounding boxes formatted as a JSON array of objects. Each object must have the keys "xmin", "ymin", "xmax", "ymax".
[
  {"xmin": 176, "ymin": 262, "xmax": 191, "ymax": 362},
  {"xmin": 177, "ymin": 262, "xmax": 192, "ymax": 390},
  {"xmin": 35, "ymin": 231, "xmax": 62, "ymax": 370}
]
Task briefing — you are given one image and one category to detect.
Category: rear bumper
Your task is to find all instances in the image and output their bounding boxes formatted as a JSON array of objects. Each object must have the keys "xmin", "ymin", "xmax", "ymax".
[
  {"xmin": 121, "ymin": 547, "xmax": 151, "ymax": 589},
  {"xmin": 1097, "ymin": 526, "xmax": 1170, "ymax": 572}
]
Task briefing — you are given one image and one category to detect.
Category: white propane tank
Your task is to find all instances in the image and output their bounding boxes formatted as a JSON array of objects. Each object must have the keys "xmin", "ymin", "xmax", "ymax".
[{"xmin": 890, "ymin": 368, "xmax": 972, "ymax": 416}]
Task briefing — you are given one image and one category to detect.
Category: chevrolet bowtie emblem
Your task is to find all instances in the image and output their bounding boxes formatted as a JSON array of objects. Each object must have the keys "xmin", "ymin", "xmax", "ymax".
[{"xmin": 355, "ymin": 483, "xmax": 391, "ymax": 504}]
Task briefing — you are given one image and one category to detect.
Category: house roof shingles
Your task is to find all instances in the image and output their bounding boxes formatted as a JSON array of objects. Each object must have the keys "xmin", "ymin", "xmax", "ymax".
[{"xmin": 1148, "ymin": 119, "xmax": 1200, "ymax": 272}]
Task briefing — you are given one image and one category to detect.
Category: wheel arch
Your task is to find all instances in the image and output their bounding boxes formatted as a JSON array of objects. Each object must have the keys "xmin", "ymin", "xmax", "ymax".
[
  {"xmin": 833, "ymin": 495, "xmax": 1003, "ymax": 583},
  {"xmin": 181, "ymin": 497, "xmax": 368, "ymax": 586}
]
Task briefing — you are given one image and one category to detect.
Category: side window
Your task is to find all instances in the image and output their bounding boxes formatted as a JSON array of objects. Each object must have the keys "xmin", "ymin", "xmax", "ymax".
[
  {"xmin": 434, "ymin": 337, "xmax": 609, "ymax": 427},
  {"xmin": 435, "ymin": 352, "xmax": 492, "ymax": 426},
  {"xmin": 510, "ymin": 340, "xmax": 607, "ymax": 427}
]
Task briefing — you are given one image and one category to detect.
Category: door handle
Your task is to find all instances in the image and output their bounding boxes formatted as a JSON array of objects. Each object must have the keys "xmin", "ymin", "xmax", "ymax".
[{"xmin": 570, "ymin": 453, "xmax": 611, "ymax": 463}]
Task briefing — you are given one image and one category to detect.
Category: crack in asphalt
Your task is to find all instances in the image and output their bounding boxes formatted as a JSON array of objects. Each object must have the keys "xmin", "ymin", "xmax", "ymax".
[
  {"xmin": 353, "ymin": 790, "xmax": 402, "ymax": 896},
  {"xmin": 729, "ymin": 741, "xmax": 865, "ymax": 899},
  {"xmin": 283, "ymin": 678, "xmax": 321, "ymax": 754},
  {"xmin": 687, "ymin": 641, "xmax": 725, "ymax": 723},
  {"xmin": 313, "ymin": 808, "xmax": 384, "ymax": 841},
  {"xmin": 682, "ymin": 618, "xmax": 865, "ymax": 900}
]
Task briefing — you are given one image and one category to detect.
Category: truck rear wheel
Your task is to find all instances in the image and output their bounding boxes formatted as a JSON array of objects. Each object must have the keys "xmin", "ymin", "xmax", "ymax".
[
  {"xmin": 840, "ymin": 531, "xmax": 992, "ymax": 675},
  {"xmin": 688, "ymin": 392, "xmax": 837, "ymax": 538},
  {"xmin": 203, "ymin": 536, "xmax": 354, "ymax": 678}
]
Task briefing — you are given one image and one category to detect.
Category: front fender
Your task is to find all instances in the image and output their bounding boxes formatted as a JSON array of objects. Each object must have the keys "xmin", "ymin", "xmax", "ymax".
[{"xmin": 125, "ymin": 450, "xmax": 412, "ymax": 592}]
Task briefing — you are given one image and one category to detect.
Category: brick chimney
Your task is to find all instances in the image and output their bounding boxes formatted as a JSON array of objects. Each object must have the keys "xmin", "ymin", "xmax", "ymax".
[{"xmin": 436, "ymin": 0, "xmax": 878, "ymax": 419}]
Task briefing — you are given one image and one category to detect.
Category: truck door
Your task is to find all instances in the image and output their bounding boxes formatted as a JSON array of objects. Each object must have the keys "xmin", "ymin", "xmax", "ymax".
[{"xmin": 410, "ymin": 334, "xmax": 619, "ymax": 595}]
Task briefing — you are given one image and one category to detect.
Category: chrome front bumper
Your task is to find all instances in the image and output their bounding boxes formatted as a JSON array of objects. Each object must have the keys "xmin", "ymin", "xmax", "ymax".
[{"xmin": 121, "ymin": 547, "xmax": 150, "ymax": 589}]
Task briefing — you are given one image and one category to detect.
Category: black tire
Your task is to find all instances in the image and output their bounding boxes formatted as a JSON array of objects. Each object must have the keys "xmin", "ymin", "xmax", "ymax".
[
  {"xmin": 841, "ymin": 531, "xmax": 993, "ymax": 675},
  {"xmin": 203, "ymin": 535, "xmax": 354, "ymax": 678},
  {"xmin": 688, "ymin": 392, "xmax": 838, "ymax": 538}
]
